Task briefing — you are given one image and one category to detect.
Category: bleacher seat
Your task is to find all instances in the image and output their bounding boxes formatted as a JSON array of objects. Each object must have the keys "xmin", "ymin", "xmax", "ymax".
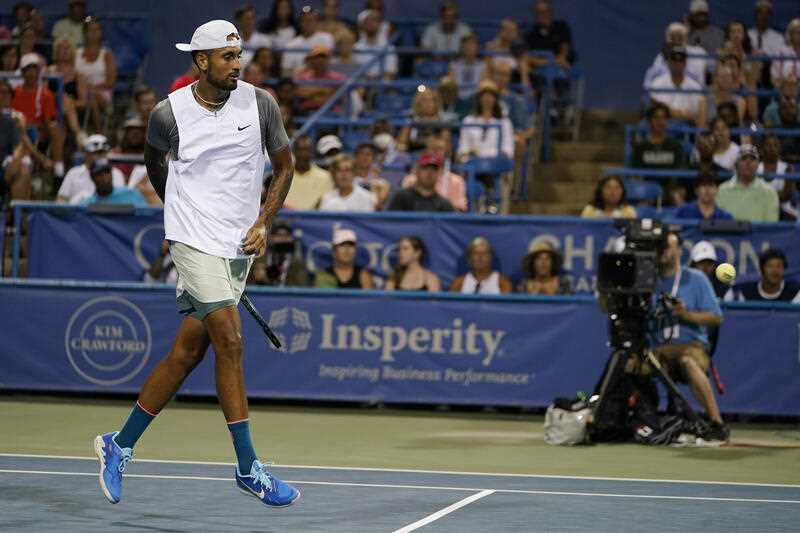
[
  {"xmin": 414, "ymin": 60, "xmax": 449, "ymax": 80},
  {"xmin": 623, "ymin": 178, "xmax": 662, "ymax": 207}
]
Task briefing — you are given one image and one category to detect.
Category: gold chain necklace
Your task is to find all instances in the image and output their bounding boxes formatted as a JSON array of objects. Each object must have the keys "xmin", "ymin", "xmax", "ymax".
[{"xmin": 192, "ymin": 84, "xmax": 227, "ymax": 108}]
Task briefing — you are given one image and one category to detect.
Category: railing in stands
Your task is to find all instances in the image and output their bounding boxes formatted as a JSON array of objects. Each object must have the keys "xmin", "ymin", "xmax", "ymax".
[{"xmin": 602, "ymin": 166, "xmax": 800, "ymax": 182}]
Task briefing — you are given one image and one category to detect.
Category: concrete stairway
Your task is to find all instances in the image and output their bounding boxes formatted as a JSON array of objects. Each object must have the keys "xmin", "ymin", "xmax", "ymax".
[{"xmin": 511, "ymin": 109, "xmax": 638, "ymax": 216}]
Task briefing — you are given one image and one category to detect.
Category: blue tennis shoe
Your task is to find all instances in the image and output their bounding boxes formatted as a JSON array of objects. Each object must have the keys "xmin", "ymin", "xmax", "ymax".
[
  {"xmin": 93, "ymin": 431, "xmax": 134, "ymax": 504},
  {"xmin": 235, "ymin": 460, "xmax": 300, "ymax": 507}
]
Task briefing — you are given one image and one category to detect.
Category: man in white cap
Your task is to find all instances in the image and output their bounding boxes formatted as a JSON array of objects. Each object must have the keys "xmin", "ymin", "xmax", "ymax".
[
  {"xmin": 93, "ymin": 19, "xmax": 300, "ymax": 509},
  {"xmin": 56, "ymin": 134, "xmax": 125, "ymax": 204},
  {"xmin": 716, "ymin": 144, "xmax": 779, "ymax": 221},
  {"xmin": 689, "ymin": 240, "xmax": 727, "ymax": 299}
]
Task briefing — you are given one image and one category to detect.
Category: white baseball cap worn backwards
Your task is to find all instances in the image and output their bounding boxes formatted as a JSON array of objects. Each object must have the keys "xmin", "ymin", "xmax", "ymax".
[{"xmin": 175, "ymin": 20, "xmax": 242, "ymax": 52}]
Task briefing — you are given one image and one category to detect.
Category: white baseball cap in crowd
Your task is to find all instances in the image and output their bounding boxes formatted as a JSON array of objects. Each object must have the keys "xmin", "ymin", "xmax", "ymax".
[
  {"xmin": 690, "ymin": 240, "xmax": 718, "ymax": 264},
  {"xmin": 83, "ymin": 134, "xmax": 110, "ymax": 153},
  {"xmin": 19, "ymin": 53, "xmax": 41, "ymax": 70},
  {"xmin": 689, "ymin": 0, "xmax": 709, "ymax": 14},
  {"xmin": 175, "ymin": 20, "xmax": 242, "ymax": 52},
  {"xmin": 332, "ymin": 228, "xmax": 357, "ymax": 246},
  {"xmin": 316, "ymin": 134, "xmax": 343, "ymax": 157}
]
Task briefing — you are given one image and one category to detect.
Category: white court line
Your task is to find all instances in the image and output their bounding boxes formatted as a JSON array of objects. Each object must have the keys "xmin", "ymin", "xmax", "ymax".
[
  {"xmin": 392, "ymin": 490, "xmax": 495, "ymax": 533},
  {"xmin": 1, "ymin": 469, "xmax": 799, "ymax": 505},
  {"xmin": 1, "ymin": 452, "xmax": 798, "ymax": 489}
]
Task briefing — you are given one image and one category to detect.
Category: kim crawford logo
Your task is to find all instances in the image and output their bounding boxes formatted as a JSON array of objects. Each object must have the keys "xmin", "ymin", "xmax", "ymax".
[
  {"xmin": 64, "ymin": 296, "xmax": 152, "ymax": 386},
  {"xmin": 269, "ymin": 307, "xmax": 506, "ymax": 366}
]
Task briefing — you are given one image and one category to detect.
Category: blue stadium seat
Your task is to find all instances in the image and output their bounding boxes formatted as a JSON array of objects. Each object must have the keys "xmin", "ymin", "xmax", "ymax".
[
  {"xmin": 414, "ymin": 60, "xmax": 450, "ymax": 80},
  {"xmin": 623, "ymin": 178, "xmax": 662, "ymax": 205},
  {"xmin": 373, "ymin": 92, "xmax": 413, "ymax": 117}
]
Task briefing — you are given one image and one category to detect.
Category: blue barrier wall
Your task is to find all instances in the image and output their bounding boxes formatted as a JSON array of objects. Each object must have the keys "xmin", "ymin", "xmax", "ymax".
[
  {"xmin": 0, "ymin": 280, "xmax": 797, "ymax": 415},
  {"xmin": 21, "ymin": 206, "xmax": 800, "ymax": 291},
  {"xmin": 26, "ymin": 1, "xmax": 800, "ymax": 109}
]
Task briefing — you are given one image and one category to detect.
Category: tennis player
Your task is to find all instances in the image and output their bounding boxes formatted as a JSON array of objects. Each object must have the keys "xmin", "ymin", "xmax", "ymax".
[{"xmin": 94, "ymin": 19, "xmax": 299, "ymax": 508}]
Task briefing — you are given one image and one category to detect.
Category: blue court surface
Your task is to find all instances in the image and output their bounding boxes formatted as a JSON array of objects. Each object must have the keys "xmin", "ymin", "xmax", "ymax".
[{"xmin": 1, "ymin": 453, "xmax": 798, "ymax": 532}]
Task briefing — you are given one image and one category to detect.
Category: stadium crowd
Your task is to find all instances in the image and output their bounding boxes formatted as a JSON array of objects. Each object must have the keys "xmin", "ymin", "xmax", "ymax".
[{"xmin": 1, "ymin": 0, "xmax": 799, "ymax": 304}]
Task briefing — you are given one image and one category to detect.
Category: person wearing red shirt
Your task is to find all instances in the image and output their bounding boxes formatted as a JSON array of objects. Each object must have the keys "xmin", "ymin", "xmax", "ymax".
[
  {"xmin": 169, "ymin": 63, "xmax": 200, "ymax": 93},
  {"xmin": 293, "ymin": 45, "xmax": 345, "ymax": 114},
  {"xmin": 12, "ymin": 53, "xmax": 65, "ymax": 177}
]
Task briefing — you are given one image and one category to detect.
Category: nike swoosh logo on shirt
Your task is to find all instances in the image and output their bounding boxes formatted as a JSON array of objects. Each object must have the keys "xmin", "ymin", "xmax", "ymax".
[{"xmin": 238, "ymin": 125, "xmax": 251, "ymax": 131}]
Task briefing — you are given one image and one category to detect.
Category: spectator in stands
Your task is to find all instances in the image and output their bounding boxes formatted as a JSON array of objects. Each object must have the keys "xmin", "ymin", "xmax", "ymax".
[
  {"xmin": 16, "ymin": 24, "xmax": 46, "ymax": 67},
  {"xmin": 488, "ymin": 60, "xmax": 531, "ymax": 133},
  {"xmin": 397, "ymin": 86, "xmax": 453, "ymax": 153},
  {"xmin": 282, "ymin": 6, "xmax": 335, "ymax": 75},
  {"xmin": 689, "ymin": 130, "xmax": 725, "ymax": 175},
  {"xmin": 52, "ymin": 0, "xmax": 87, "ymax": 50},
  {"xmin": 581, "ymin": 175, "xmax": 637, "ymax": 219},
  {"xmin": 518, "ymin": 242, "xmax": 572, "ymax": 295},
  {"xmin": 355, "ymin": 9, "xmax": 397, "ymax": 80},
  {"xmin": 126, "ymin": 164, "xmax": 160, "ymax": 206},
  {"xmin": 709, "ymin": 117, "xmax": 739, "ymax": 171},
  {"xmin": 81, "ymin": 158, "xmax": 147, "ymax": 207},
  {"xmin": 456, "ymin": 81, "xmax": 514, "ymax": 162},
  {"xmin": 0, "ymin": 45, "xmax": 19, "ymax": 75},
  {"xmin": 361, "ymin": 0, "xmax": 393, "ymax": 44},
  {"xmin": 717, "ymin": 144, "xmax": 779, "ymax": 221},
  {"xmin": 316, "ymin": 134, "xmax": 342, "ymax": 169},
  {"xmin": 749, "ymin": 0, "xmax": 784, "ymax": 57},
  {"xmin": 319, "ymin": 154, "xmax": 376, "ymax": 212},
  {"xmin": 12, "ymin": 54, "xmax": 66, "ymax": 179},
  {"xmin": 689, "ymin": 241, "xmax": 727, "ymax": 299},
  {"xmin": 250, "ymin": 219, "xmax": 309, "ymax": 286},
  {"xmin": 9, "ymin": 2, "xmax": 33, "ymax": 37},
  {"xmin": 47, "ymin": 38, "xmax": 88, "ymax": 144},
  {"xmin": 421, "ymin": 1, "xmax": 473, "ymax": 54},
  {"xmin": 252, "ymin": 47, "xmax": 280, "ymax": 84},
  {"xmin": 132, "ymin": 86, "xmax": 157, "ymax": 124},
  {"xmin": 402, "ymin": 132, "xmax": 467, "ymax": 212},
  {"xmin": 525, "ymin": 0, "xmax": 573, "ymax": 70},
  {"xmin": 111, "ymin": 116, "xmax": 146, "ymax": 181},
  {"xmin": 438, "ymin": 75, "xmax": 471, "ymax": 120},
  {"xmin": 673, "ymin": 173, "xmax": 733, "ymax": 220},
  {"xmin": 763, "ymin": 76, "xmax": 798, "ymax": 127},
  {"xmin": 170, "ymin": 63, "xmax": 199, "ymax": 93},
  {"xmin": 318, "ymin": 0, "xmax": 351, "ymax": 41},
  {"xmin": 351, "ymin": 141, "xmax": 390, "ymax": 208},
  {"xmin": 487, "ymin": 19, "xmax": 521, "ymax": 72},
  {"xmin": 450, "ymin": 237, "xmax": 512, "ymax": 294},
  {"xmin": 76, "ymin": 16, "xmax": 117, "ymax": 132},
  {"xmin": 0, "ymin": 80, "xmax": 31, "ymax": 201},
  {"xmin": 385, "ymin": 152, "xmax": 454, "ymax": 212},
  {"xmin": 706, "ymin": 64, "xmax": 746, "ymax": 124},
  {"xmin": 730, "ymin": 249, "xmax": 790, "ymax": 302},
  {"xmin": 687, "ymin": 0, "xmax": 724, "ymax": 55},
  {"xmin": 330, "ymin": 30, "xmax": 359, "ymax": 78},
  {"xmin": 385, "ymin": 236, "xmax": 441, "ymax": 292},
  {"xmin": 649, "ymin": 46, "xmax": 706, "ymax": 128},
  {"xmin": 284, "ymin": 135, "xmax": 333, "ymax": 209},
  {"xmin": 275, "ymin": 76, "xmax": 298, "ymax": 114},
  {"xmin": 259, "ymin": 0, "xmax": 298, "ymax": 48},
  {"xmin": 727, "ymin": 248, "xmax": 800, "ymax": 303},
  {"xmin": 314, "ymin": 228, "xmax": 374, "ymax": 289},
  {"xmin": 293, "ymin": 45, "xmax": 346, "ymax": 114},
  {"xmin": 771, "ymin": 18, "xmax": 800, "ymax": 86},
  {"xmin": 242, "ymin": 62, "xmax": 264, "ymax": 87},
  {"xmin": 235, "ymin": 4, "xmax": 273, "ymax": 67},
  {"xmin": 644, "ymin": 23, "xmax": 707, "ymax": 89},
  {"xmin": 144, "ymin": 240, "xmax": 178, "ymax": 284},
  {"xmin": 759, "ymin": 133, "xmax": 797, "ymax": 220},
  {"xmin": 775, "ymin": 97, "xmax": 800, "ymax": 163},
  {"xmin": 720, "ymin": 23, "xmax": 760, "ymax": 121},
  {"xmin": 57, "ymin": 134, "xmax": 124, "ymax": 204},
  {"xmin": 633, "ymin": 104, "xmax": 685, "ymax": 171},
  {"xmin": 449, "ymin": 34, "xmax": 484, "ymax": 100}
]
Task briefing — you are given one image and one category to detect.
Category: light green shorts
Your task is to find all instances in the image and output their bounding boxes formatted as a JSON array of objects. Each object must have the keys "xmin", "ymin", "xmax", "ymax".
[{"xmin": 169, "ymin": 241, "xmax": 253, "ymax": 321}]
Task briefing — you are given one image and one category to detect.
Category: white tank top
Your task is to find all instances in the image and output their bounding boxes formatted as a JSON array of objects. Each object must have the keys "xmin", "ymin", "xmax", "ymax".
[
  {"xmin": 76, "ymin": 47, "xmax": 107, "ymax": 86},
  {"xmin": 460, "ymin": 272, "xmax": 501, "ymax": 294},
  {"xmin": 165, "ymin": 82, "xmax": 266, "ymax": 259}
]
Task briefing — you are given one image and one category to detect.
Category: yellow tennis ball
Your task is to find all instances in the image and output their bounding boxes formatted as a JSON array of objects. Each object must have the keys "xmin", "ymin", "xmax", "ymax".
[{"xmin": 716, "ymin": 263, "xmax": 736, "ymax": 284}]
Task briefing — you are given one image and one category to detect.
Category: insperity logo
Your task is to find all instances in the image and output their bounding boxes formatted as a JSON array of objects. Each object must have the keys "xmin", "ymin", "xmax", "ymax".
[
  {"xmin": 64, "ymin": 296, "xmax": 152, "ymax": 386},
  {"xmin": 269, "ymin": 307, "xmax": 313, "ymax": 353}
]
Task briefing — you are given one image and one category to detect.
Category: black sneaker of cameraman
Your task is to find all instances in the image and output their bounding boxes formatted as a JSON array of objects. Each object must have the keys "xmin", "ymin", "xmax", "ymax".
[{"xmin": 705, "ymin": 420, "xmax": 730, "ymax": 442}]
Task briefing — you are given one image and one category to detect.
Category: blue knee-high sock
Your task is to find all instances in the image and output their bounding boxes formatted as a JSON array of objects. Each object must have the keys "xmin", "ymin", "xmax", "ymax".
[
  {"xmin": 228, "ymin": 419, "xmax": 258, "ymax": 475},
  {"xmin": 115, "ymin": 401, "xmax": 157, "ymax": 449}
]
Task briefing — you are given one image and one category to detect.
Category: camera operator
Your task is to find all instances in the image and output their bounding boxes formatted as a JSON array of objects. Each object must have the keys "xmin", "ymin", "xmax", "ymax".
[
  {"xmin": 653, "ymin": 230, "xmax": 728, "ymax": 441},
  {"xmin": 249, "ymin": 220, "xmax": 309, "ymax": 287}
]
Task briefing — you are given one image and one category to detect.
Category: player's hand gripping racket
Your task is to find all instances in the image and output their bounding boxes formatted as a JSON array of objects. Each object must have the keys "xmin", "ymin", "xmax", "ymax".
[{"xmin": 240, "ymin": 292, "xmax": 282, "ymax": 349}]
